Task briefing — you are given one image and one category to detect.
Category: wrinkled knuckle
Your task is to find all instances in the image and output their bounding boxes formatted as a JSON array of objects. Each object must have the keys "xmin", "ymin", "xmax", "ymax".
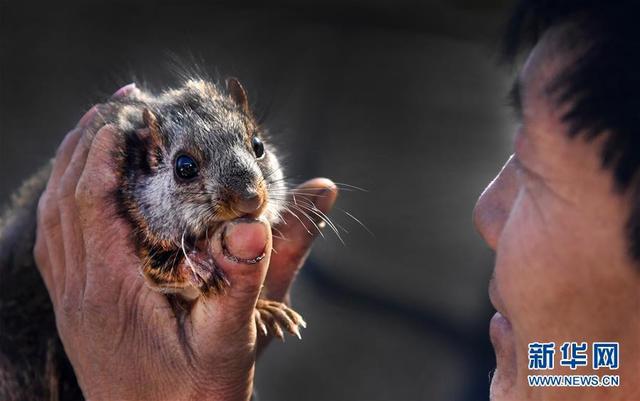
[
  {"xmin": 61, "ymin": 293, "xmax": 80, "ymax": 320},
  {"xmin": 81, "ymin": 297, "xmax": 114, "ymax": 329},
  {"xmin": 37, "ymin": 192, "xmax": 57, "ymax": 228},
  {"xmin": 80, "ymin": 297, "xmax": 99, "ymax": 317},
  {"xmin": 74, "ymin": 177, "xmax": 93, "ymax": 207},
  {"xmin": 54, "ymin": 185, "xmax": 66, "ymax": 203},
  {"xmin": 57, "ymin": 175, "xmax": 76, "ymax": 204},
  {"xmin": 230, "ymin": 275, "xmax": 263, "ymax": 300}
]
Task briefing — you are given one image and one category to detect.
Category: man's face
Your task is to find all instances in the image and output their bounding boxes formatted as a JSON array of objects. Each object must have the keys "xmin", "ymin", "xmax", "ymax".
[{"xmin": 473, "ymin": 28, "xmax": 640, "ymax": 400}]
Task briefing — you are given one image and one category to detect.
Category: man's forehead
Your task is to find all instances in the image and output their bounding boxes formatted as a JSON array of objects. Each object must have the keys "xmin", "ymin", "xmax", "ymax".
[
  {"xmin": 507, "ymin": 45, "xmax": 560, "ymax": 127},
  {"xmin": 509, "ymin": 27, "xmax": 590, "ymax": 160},
  {"xmin": 519, "ymin": 25, "xmax": 583, "ymax": 101}
]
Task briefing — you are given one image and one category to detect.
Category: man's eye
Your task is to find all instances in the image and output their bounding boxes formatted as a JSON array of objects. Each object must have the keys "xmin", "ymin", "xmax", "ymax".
[
  {"xmin": 175, "ymin": 155, "xmax": 199, "ymax": 180},
  {"xmin": 252, "ymin": 136, "xmax": 265, "ymax": 160}
]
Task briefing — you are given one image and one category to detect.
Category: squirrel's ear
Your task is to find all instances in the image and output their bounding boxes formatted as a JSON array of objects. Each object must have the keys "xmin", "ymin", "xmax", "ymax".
[
  {"xmin": 226, "ymin": 77, "xmax": 249, "ymax": 114},
  {"xmin": 142, "ymin": 108, "xmax": 162, "ymax": 144}
]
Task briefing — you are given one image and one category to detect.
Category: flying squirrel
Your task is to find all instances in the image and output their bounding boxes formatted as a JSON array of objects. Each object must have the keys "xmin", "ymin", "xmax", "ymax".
[{"xmin": 0, "ymin": 77, "xmax": 309, "ymax": 400}]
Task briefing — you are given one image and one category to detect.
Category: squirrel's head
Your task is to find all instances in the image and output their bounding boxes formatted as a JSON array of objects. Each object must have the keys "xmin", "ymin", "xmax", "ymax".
[{"xmin": 117, "ymin": 78, "xmax": 286, "ymax": 249}]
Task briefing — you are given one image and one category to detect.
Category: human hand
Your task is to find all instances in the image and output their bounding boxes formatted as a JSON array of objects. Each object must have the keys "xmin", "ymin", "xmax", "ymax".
[{"xmin": 33, "ymin": 86, "xmax": 337, "ymax": 401}]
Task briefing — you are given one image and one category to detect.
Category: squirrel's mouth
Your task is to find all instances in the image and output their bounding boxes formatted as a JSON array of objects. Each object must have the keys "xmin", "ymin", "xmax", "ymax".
[
  {"xmin": 146, "ymin": 217, "xmax": 267, "ymax": 301},
  {"xmin": 148, "ymin": 226, "xmax": 229, "ymax": 300},
  {"xmin": 180, "ymin": 227, "xmax": 220, "ymax": 267}
]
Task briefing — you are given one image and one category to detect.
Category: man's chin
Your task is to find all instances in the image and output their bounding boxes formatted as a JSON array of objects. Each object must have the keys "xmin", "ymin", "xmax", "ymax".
[{"xmin": 489, "ymin": 312, "xmax": 517, "ymax": 400}]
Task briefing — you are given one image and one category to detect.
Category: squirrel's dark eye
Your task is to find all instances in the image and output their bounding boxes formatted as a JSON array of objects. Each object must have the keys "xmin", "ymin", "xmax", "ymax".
[
  {"xmin": 252, "ymin": 136, "xmax": 265, "ymax": 159},
  {"xmin": 175, "ymin": 155, "xmax": 199, "ymax": 180}
]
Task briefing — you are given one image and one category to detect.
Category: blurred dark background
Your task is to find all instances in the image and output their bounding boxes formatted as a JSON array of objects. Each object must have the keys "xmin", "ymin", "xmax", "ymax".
[{"xmin": 0, "ymin": 1, "xmax": 516, "ymax": 400}]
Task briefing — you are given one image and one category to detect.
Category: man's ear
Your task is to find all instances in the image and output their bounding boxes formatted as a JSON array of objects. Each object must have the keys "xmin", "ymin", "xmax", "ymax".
[{"xmin": 226, "ymin": 77, "xmax": 250, "ymax": 114}]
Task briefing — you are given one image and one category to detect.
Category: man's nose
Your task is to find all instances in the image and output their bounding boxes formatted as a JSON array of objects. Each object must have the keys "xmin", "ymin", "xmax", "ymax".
[{"xmin": 472, "ymin": 155, "xmax": 519, "ymax": 250}]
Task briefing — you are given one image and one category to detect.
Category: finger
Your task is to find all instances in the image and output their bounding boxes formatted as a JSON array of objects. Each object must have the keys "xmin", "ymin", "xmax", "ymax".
[
  {"xmin": 33, "ymin": 207, "xmax": 55, "ymax": 303},
  {"xmin": 58, "ymin": 123, "xmax": 121, "ymax": 303},
  {"xmin": 75, "ymin": 125, "xmax": 120, "ymax": 225},
  {"xmin": 267, "ymin": 178, "xmax": 338, "ymax": 301},
  {"xmin": 76, "ymin": 105, "xmax": 100, "ymax": 129},
  {"xmin": 53, "ymin": 82, "xmax": 132, "ymax": 190},
  {"xmin": 46, "ymin": 107, "xmax": 98, "ymax": 267},
  {"xmin": 191, "ymin": 218, "xmax": 272, "ymax": 345},
  {"xmin": 77, "ymin": 125, "xmax": 138, "ymax": 291},
  {"xmin": 74, "ymin": 83, "xmax": 136, "ymax": 133},
  {"xmin": 50, "ymin": 125, "xmax": 89, "ymax": 192},
  {"xmin": 36, "ymin": 88, "xmax": 133, "ymax": 304},
  {"xmin": 60, "ymin": 83, "xmax": 136, "ymax": 203},
  {"xmin": 55, "ymin": 129, "xmax": 105, "ymax": 303},
  {"xmin": 47, "ymin": 129, "xmax": 83, "ymax": 199},
  {"xmin": 68, "ymin": 83, "xmax": 138, "ymax": 211},
  {"xmin": 34, "ymin": 125, "xmax": 85, "ymax": 299}
]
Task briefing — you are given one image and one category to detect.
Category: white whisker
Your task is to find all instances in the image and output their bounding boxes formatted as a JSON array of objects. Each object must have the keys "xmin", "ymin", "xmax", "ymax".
[{"xmin": 181, "ymin": 229, "xmax": 198, "ymax": 281}]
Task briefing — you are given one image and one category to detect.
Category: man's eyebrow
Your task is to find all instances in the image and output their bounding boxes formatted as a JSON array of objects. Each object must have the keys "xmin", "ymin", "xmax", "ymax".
[{"xmin": 507, "ymin": 76, "xmax": 523, "ymax": 120}]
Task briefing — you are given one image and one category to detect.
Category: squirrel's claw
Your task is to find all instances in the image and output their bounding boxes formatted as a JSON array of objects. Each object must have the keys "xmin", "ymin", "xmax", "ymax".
[{"xmin": 254, "ymin": 299, "xmax": 305, "ymax": 340}]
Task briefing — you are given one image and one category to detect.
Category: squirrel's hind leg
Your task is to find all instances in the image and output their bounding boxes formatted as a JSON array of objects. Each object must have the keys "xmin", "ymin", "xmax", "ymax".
[{"xmin": 254, "ymin": 299, "xmax": 306, "ymax": 340}]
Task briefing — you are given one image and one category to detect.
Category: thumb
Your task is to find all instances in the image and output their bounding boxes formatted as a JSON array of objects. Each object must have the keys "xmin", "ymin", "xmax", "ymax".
[{"xmin": 191, "ymin": 218, "xmax": 272, "ymax": 342}]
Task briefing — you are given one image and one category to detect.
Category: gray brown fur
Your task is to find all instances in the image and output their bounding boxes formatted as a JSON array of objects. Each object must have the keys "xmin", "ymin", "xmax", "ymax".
[{"xmin": 0, "ymin": 78, "xmax": 303, "ymax": 400}]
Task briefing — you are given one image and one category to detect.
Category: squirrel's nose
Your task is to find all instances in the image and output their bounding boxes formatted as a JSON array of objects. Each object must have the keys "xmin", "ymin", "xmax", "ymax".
[{"xmin": 233, "ymin": 189, "xmax": 264, "ymax": 215}]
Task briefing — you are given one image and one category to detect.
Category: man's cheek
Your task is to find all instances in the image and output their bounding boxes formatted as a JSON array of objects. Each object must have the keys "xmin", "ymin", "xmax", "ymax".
[{"xmin": 495, "ymin": 197, "xmax": 579, "ymax": 341}]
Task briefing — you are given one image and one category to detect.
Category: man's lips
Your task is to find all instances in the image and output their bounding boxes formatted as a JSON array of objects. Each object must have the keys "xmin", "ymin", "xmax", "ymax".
[
  {"xmin": 489, "ymin": 311, "xmax": 516, "ymax": 388},
  {"xmin": 489, "ymin": 276, "xmax": 509, "ymax": 319},
  {"xmin": 490, "ymin": 312, "xmax": 513, "ymax": 342},
  {"xmin": 488, "ymin": 274, "xmax": 517, "ymax": 393},
  {"xmin": 488, "ymin": 280, "xmax": 513, "ymax": 345}
]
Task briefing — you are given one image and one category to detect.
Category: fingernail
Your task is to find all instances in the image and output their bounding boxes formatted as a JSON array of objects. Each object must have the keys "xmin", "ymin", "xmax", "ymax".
[
  {"xmin": 221, "ymin": 218, "xmax": 268, "ymax": 264},
  {"xmin": 310, "ymin": 187, "xmax": 330, "ymax": 199},
  {"xmin": 112, "ymin": 83, "xmax": 137, "ymax": 98}
]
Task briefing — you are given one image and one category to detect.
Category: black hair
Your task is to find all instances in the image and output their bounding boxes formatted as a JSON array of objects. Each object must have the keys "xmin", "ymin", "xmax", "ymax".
[{"xmin": 503, "ymin": 0, "xmax": 640, "ymax": 260}]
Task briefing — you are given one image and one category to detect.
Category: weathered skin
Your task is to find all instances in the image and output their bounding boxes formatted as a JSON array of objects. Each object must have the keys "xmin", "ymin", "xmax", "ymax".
[{"xmin": 0, "ymin": 78, "xmax": 306, "ymax": 400}]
